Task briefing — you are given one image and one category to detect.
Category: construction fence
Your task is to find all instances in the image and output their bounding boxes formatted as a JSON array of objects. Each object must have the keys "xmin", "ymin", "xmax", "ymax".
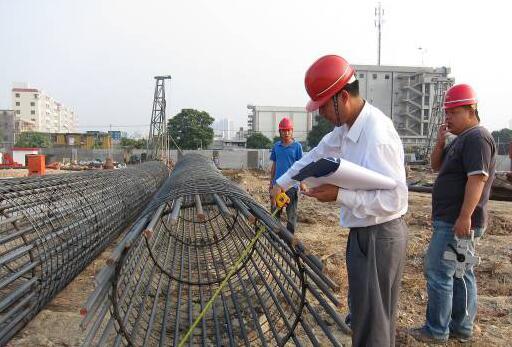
[
  {"xmin": 170, "ymin": 149, "xmax": 274, "ymax": 170},
  {"xmin": 39, "ymin": 148, "xmax": 512, "ymax": 172},
  {"xmin": 41, "ymin": 148, "xmax": 275, "ymax": 170}
]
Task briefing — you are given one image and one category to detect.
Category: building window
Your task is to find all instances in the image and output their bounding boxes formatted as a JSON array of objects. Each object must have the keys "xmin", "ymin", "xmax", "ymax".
[
  {"xmin": 385, "ymin": 74, "xmax": 390, "ymax": 80},
  {"xmin": 30, "ymin": 101, "xmax": 35, "ymax": 106},
  {"xmin": 31, "ymin": 110, "xmax": 36, "ymax": 115},
  {"xmin": 34, "ymin": 94, "xmax": 38, "ymax": 99},
  {"xmin": 359, "ymin": 73, "xmax": 365, "ymax": 78},
  {"xmin": 372, "ymin": 74, "xmax": 378, "ymax": 79},
  {"xmin": 15, "ymin": 93, "xmax": 20, "ymax": 98},
  {"xmin": 16, "ymin": 110, "xmax": 20, "ymax": 114},
  {"xmin": 16, "ymin": 102, "xmax": 20, "ymax": 106}
]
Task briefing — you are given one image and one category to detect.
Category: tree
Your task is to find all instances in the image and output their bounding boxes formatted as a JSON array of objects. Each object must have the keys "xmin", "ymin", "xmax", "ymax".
[
  {"xmin": 120, "ymin": 137, "xmax": 147, "ymax": 149},
  {"xmin": 120, "ymin": 137, "xmax": 136, "ymax": 147},
  {"xmin": 491, "ymin": 128, "xmax": 512, "ymax": 155},
  {"xmin": 307, "ymin": 115, "xmax": 334, "ymax": 148},
  {"xmin": 15, "ymin": 132, "xmax": 51, "ymax": 148},
  {"xmin": 134, "ymin": 138, "xmax": 147, "ymax": 149},
  {"xmin": 168, "ymin": 109, "xmax": 214, "ymax": 150},
  {"xmin": 246, "ymin": 132, "xmax": 272, "ymax": 149}
]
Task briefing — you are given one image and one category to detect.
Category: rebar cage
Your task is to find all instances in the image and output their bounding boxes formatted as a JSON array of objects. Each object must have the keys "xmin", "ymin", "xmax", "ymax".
[
  {"xmin": 83, "ymin": 154, "xmax": 350, "ymax": 347},
  {"xmin": 0, "ymin": 162, "xmax": 168, "ymax": 345}
]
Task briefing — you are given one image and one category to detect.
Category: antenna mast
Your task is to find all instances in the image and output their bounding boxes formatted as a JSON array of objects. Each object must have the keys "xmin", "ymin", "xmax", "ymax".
[{"xmin": 375, "ymin": 2, "xmax": 384, "ymax": 65}]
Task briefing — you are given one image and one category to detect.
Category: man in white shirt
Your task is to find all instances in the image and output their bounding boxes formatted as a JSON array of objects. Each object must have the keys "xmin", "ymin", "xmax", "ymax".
[{"xmin": 271, "ymin": 55, "xmax": 408, "ymax": 346}]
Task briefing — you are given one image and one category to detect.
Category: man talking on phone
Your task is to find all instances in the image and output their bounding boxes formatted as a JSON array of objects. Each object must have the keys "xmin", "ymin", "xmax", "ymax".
[{"xmin": 410, "ymin": 84, "xmax": 496, "ymax": 343}]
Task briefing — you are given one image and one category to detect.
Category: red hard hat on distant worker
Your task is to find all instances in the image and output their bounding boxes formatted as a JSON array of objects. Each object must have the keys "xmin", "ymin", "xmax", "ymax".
[
  {"xmin": 443, "ymin": 84, "xmax": 478, "ymax": 109},
  {"xmin": 279, "ymin": 117, "xmax": 293, "ymax": 130},
  {"xmin": 304, "ymin": 55, "xmax": 356, "ymax": 112}
]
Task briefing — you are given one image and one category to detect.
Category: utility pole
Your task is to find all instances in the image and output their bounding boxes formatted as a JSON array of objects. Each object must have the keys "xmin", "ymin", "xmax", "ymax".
[
  {"xmin": 148, "ymin": 75, "xmax": 171, "ymax": 160},
  {"xmin": 375, "ymin": 2, "xmax": 384, "ymax": 65},
  {"xmin": 418, "ymin": 47, "xmax": 427, "ymax": 65}
]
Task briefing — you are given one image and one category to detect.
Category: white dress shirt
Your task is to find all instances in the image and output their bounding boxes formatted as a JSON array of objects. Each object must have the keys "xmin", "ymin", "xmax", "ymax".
[{"xmin": 276, "ymin": 101, "xmax": 408, "ymax": 228}]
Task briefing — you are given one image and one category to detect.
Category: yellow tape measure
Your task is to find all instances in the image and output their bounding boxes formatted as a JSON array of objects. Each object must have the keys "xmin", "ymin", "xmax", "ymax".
[{"xmin": 275, "ymin": 191, "xmax": 290, "ymax": 209}]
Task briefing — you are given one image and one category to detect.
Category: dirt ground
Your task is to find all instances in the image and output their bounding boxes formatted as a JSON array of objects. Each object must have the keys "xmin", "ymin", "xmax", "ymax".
[
  {"xmin": 227, "ymin": 168, "xmax": 512, "ymax": 346},
  {"xmin": 0, "ymin": 168, "xmax": 66, "ymax": 179},
  {"xmin": 8, "ymin": 168, "xmax": 512, "ymax": 346}
]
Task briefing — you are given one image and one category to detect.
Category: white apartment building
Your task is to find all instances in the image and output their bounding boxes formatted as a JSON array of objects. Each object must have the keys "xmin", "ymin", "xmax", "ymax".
[
  {"xmin": 247, "ymin": 105, "xmax": 313, "ymax": 142},
  {"xmin": 11, "ymin": 85, "xmax": 77, "ymax": 133}
]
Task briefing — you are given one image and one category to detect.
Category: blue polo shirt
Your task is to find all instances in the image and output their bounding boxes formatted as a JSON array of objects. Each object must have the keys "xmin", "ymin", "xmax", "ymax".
[{"xmin": 270, "ymin": 140, "xmax": 303, "ymax": 184}]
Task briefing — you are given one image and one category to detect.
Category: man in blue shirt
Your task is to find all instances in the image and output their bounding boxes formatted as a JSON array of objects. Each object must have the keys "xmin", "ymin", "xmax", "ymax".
[{"xmin": 269, "ymin": 117, "xmax": 303, "ymax": 233}]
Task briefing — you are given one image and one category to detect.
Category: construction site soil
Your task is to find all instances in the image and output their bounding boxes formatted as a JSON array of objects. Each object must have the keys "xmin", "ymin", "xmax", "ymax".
[{"xmin": 7, "ymin": 168, "xmax": 512, "ymax": 346}]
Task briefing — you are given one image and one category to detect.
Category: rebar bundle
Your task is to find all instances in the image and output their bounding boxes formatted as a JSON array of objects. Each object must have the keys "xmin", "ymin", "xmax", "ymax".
[
  {"xmin": 0, "ymin": 162, "xmax": 168, "ymax": 345},
  {"xmin": 84, "ymin": 154, "xmax": 350, "ymax": 346}
]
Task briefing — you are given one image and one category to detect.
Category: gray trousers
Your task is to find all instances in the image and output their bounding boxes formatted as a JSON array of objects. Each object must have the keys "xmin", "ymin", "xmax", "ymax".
[{"xmin": 347, "ymin": 217, "xmax": 408, "ymax": 346}]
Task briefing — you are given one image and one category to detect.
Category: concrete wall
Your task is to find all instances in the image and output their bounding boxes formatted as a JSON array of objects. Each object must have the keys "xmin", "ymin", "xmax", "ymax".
[
  {"xmin": 12, "ymin": 149, "xmax": 38, "ymax": 165},
  {"xmin": 358, "ymin": 70, "xmax": 394, "ymax": 118},
  {"xmin": 162, "ymin": 149, "xmax": 274, "ymax": 170},
  {"xmin": 42, "ymin": 148, "xmax": 125, "ymax": 163},
  {"xmin": 39, "ymin": 148, "xmax": 512, "ymax": 173}
]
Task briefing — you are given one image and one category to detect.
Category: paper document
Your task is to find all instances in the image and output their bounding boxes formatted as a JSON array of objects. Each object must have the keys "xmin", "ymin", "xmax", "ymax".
[{"xmin": 292, "ymin": 157, "xmax": 397, "ymax": 190}]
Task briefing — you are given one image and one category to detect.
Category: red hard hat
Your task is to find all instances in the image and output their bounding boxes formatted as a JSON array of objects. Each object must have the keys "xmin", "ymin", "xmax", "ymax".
[
  {"xmin": 279, "ymin": 117, "xmax": 293, "ymax": 130},
  {"xmin": 304, "ymin": 55, "xmax": 356, "ymax": 112},
  {"xmin": 443, "ymin": 84, "xmax": 478, "ymax": 109}
]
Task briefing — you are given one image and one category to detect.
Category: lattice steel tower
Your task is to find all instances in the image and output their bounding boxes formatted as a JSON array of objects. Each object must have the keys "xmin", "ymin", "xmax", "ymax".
[
  {"xmin": 423, "ymin": 77, "xmax": 453, "ymax": 160},
  {"xmin": 148, "ymin": 75, "xmax": 171, "ymax": 160}
]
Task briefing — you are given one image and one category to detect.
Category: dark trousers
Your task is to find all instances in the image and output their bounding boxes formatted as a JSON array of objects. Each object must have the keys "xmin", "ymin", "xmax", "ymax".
[
  {"xmin": 271, "ymin": 187, "xmax": 298, "ymax": 234},
  {"xmin": 347, "ymin": 217, "xmax": 408, "ymax": 346}
]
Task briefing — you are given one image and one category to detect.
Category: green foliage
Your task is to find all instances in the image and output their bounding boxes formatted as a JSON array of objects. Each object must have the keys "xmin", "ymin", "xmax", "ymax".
[
  {"xmin": 307, "ymin": 115, "xmax": 334, "ymax": 148},
  {"xmin": 14, "ymin": 132, "xmax": 51, "ymax": 148},
  {"xmin": 120, "ymin": 137, "xmax": 147, "ymax": 149},
  {"xmin": 246, "ymin": 132, "xmax": 273, "ymax": 149},
  {"xmin": 168, "ymin": 109, "xmax": 214, "ymax": 150},
  {"xmin": 134, "ymin": 138, "xmax": 147, "ymax": 149},
  {"xmin": 491, "ymin": 128, "xmax": 512, "ymax": 155}
]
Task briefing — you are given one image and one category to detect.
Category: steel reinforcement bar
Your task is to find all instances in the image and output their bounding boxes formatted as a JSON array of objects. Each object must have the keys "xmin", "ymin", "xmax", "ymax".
[
  {"xmin": 83, "ymin": 153, "xmax": 350, "ymax": 346},
  {"xmin": 0, "ymin": 162, "xmax": 168, "ymax": 345}
]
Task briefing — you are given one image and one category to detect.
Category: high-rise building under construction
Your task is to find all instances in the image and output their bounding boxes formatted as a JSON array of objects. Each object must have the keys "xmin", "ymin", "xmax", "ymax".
[{"xmin": 352, "ymin": 64, "xmax": 454, "ymax": 148}]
